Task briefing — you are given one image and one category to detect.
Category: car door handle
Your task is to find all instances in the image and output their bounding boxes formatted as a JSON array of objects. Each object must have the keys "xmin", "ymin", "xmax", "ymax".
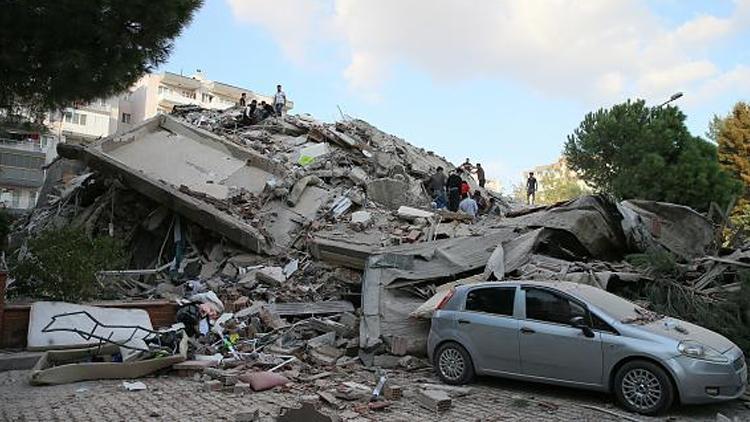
[
  {"xmin": 520, "ymin": 327, "xmax": 535, "ymax": 334},
  {"xmin": 458, "ymin": 319, "xmax": 471, "ymax": 325}
]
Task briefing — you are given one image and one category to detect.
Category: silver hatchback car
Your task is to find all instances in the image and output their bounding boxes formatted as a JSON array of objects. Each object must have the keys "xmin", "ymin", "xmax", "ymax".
[{"xmin": 427, "ymin": 281, "xmax": 747, "ymax": 415}]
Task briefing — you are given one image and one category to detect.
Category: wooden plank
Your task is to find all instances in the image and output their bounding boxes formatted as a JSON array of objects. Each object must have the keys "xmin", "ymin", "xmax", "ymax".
[{"xmin": 269, "ymin": 301, "xmax": 354, "ymax": 317}]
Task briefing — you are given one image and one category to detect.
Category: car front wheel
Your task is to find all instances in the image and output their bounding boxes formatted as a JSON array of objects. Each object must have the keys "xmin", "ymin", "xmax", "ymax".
[
  {"xmin": 434, "ymin": 342, "xmax": 474, "ymax": 385},
  {"xmin": 614, "ymin": 360, "xmax": 675, "ymax": 415}
]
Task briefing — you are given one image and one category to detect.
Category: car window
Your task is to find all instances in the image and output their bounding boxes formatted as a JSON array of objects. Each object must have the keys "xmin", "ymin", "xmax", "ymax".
[
  {"xmin": 591, "ymin": 312, "xmax": 618, "ymax": 334},
  {"xmin": 465, "ymin": 287, "xmax": 515, "ymax": 316},
  {"xmin": 524, "ymin": 287, "xmax": 586, "ymax": 325}
]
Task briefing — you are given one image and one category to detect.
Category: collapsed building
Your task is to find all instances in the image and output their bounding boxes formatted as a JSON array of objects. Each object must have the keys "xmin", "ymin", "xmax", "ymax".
[{"xmin": 6, "ymin": 105, "xmax": 750, "ymax": 394}]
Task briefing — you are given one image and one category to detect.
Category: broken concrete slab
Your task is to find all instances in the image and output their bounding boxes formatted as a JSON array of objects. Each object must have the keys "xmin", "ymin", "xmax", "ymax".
[
  {"xmin": 350, "ymin": 211, "xmax": 372, "ymax": 227},
  {"xmin": 498, "ymin": 195, "xmax": 628, "ymax": 260},
  {"xmin": 367, "ymin": 178, "xmax": 412, "ymax": 210},
  {"xmin": 57, "ymin": 115, "xmax": 275, "ymax": 253},
  {"xmin": 619, "ymin": 199, "xmax": 715, "ymax": 260},
  {"xmin": 256, "ymin": 266, "xmax": 286, "ymax": 285},
  {"xmin": 397, "ymin": 206, "xmax": 435, "ymax": 221}
]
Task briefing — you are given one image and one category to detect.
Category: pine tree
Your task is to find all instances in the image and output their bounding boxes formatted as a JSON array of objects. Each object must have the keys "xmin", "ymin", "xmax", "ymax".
[
  {"xmin": 0, "ymin": 0, "xmax": 203, "ymax": 112},
  {"xmin": 564, "ymin": 99, "xmax": 741, "ymax": 211}
]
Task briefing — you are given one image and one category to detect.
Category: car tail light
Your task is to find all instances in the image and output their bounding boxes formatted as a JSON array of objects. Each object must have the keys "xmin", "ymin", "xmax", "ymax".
[{"xmin": 436, "ymin": 288, "xmax": 456, "ymax": 310}]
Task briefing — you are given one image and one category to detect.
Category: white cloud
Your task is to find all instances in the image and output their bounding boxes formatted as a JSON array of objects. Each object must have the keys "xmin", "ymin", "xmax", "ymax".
[
  {"xmin": 226, "ymin": 0, "xmax": 335, "ymax": 64},
  {"xmin": 228, "ymin": 0, "xmax": 750, "ymax": 104}
]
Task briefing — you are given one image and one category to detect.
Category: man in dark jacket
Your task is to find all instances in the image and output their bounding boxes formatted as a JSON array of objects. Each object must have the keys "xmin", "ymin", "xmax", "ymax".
[
  {"xmin": 428, "ymin": 167, "xmax": 447, "ymax": 208},
  {"xmin": 446, "ymin": 169, "xmax": 463, "ymax": 212}
]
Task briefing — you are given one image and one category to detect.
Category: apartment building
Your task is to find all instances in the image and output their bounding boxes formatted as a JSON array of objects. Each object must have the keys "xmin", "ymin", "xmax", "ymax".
[
  {"xmin": 521, "ymin": 157, "xmax": 588, "ymax": 192},
  {"xmin": 49, "ymin": 70, "xmax": 290, "ymax": 144},
  {"xmin": 0, "ymin": 128, "xmax": 57, "ymax": 213}
]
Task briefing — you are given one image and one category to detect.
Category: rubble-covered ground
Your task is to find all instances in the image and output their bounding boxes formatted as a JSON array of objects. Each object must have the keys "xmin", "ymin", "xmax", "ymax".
[
  {"xmin": 4, "ymin": 106, "xmax": 750, "ymax": 421},
  {"xmin": 2, "ymin": 368, "xmax": 749, "ymax": 421}
]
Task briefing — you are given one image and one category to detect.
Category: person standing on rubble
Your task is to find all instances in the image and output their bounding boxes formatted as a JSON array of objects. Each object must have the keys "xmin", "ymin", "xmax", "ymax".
[
  {"xmin": 461, "ymin": 158, "xmax": 474, "ymax": 173},
  {"xmin": 475, "ymin": 163, "xmax": 486, "ymax": 188},
  {"xmin": 446, "ymin": 169, "xmax": 463, "ymax": 212},
  {"xmin": 238, "ymin": 92, "xmax": 247, "ymax": 107},
  {"xmin": 526, "ymin": 172, "xmax": 538, "ymax": 205},
  {"xmin": 260, "ymin": 101, "xmax": 274, "ymax": 120},
  {"xmin": 472, "ymin": 189, "xmax": 487, "ymax": 212},
  {"xmin": 459, "ymin": 192, "xmax": 479, "ymax": 219},
  {"xmin": 460, "ymin": 178, "xmax": 470, "ymax": 198},
  {"xmin": 274, "ymin": 84, "xmax": 287, "ymax": 117},
  {"xmin": 242, "ymin": 99, "xmax": 258, "ymax": 125},
  {"xmin": 428, "ymin": 167, "xmax": 447, "ymax": 209}
]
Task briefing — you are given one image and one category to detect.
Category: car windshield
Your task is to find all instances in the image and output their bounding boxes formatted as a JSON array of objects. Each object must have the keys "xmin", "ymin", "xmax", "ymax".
[{"xmin": 570, "ymin": 285, "xmax": 660, "ymax": 323}]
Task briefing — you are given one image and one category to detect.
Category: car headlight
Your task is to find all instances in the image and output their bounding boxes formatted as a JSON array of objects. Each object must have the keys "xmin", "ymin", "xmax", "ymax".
[{"xmin": 678, "ymin": 340, "xmax": 729, "ymax": 363}]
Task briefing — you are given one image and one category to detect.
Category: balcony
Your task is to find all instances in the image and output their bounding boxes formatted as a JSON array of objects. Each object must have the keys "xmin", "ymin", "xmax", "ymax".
[
  {"xmin": 158, "ymin": 90, "xmax": 200, "ymax": 108},
  {"xmin": 0, "ymin": 137, "xmax": 43, "ymax": 152}
]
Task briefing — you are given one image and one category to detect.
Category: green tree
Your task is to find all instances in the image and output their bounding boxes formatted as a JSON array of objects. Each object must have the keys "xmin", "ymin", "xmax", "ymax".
[
  {"xmin": 0, "ymin": 0, "xmax": 203, "ymax": 112},
  {"xmin": 564, "ymin": 99, "xmax": 740, "ymax": 211},
  {"xmin": 536, "ymin": 172, "xmax": 591, "ymax": 204},
  {"xmin": 10, "ymin": 228, "xmax": 127, "ymax": 301},
  {"xmin": 713, "ymin": 102, "xmax": 750, "ymax": 234}
]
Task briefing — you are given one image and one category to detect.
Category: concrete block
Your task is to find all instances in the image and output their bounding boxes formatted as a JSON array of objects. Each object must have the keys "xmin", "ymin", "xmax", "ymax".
[
  {"xmin": 202, "ymin": 380, "xmax": 222, "ymax": 392},
  {"xmin": 233, "ymin": 382, "xmax": 251, "ymax": 394},
  {"xmin": 416, "ymin": 389, "xmax": 452, "ymax": 412},
  {"xmin": 390, "ymin": 336, "xmax": 408, "ymax": 356},
  {"xmin": 0, "ymin": 352, "xmax": 43, "ymax": 372}
]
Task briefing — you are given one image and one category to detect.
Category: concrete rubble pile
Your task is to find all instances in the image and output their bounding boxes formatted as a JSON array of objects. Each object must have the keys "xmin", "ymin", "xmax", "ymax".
[{"xmin": 8, "ymin": 106, "xmax": 750, "ymax": 418}]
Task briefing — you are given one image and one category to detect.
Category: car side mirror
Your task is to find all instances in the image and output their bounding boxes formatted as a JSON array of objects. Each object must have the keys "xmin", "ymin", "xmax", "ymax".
[{"xmin": 570, "ymin": 316, "xmax": 595, "ymax": 338}]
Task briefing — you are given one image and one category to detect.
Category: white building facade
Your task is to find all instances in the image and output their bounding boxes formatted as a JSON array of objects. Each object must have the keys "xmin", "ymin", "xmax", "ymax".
[{"xmin": 48, "ymin": 70, "xmax": 289, "ymax": 145}]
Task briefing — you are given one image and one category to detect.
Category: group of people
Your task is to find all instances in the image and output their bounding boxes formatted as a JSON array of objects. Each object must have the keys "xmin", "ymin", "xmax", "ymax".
[
  {"xmin": 237, "ymin": 84, "xmax": 288, "ymax": 125},
  {"xmin": 427, "ymin": 161, "xmax": 500, "ymax": 220}
]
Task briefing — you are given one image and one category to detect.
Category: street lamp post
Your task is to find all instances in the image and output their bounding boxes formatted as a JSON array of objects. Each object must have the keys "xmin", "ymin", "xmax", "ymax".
[{"xmin": 656, "ymin": 92, "xmax": 684, "ymax": 109}]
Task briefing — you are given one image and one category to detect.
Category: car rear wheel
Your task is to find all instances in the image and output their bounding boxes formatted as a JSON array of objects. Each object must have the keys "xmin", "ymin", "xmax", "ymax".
[
  {"xmin": 614, "ymin": 360, "xmax": 675, "ymax": 415},
  {"xmin": 435, "ymin": 342, "xmax": 474, "ymax": 385}
]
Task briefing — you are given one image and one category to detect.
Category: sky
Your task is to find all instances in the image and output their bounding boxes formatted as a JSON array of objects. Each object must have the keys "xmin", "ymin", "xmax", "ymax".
[{"xmin": 161, "ymin": 0, "xmax": 750, "ymax": 192}]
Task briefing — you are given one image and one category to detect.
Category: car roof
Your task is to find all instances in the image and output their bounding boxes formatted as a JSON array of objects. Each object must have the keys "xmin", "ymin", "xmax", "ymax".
[{"xmin": 456, "ymin": 280, "xmax": 601, "ymax": 298}]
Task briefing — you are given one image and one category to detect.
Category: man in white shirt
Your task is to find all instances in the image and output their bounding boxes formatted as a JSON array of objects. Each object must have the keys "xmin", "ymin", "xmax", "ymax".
[
  {"xmin": 274, "ymin": 84, "xmax": 286, "ymax": 117},
  {"xmin": 459, "ymin": 193, "xmax": 478, "ymax": 219}
]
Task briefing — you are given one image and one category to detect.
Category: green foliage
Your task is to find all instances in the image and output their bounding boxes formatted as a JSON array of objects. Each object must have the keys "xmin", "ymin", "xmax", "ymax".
[
  {"xmin": 10, "ymin": 228, "xmax": 127, "ymax": 302},
  {"xmin": 628, "ymin": 273, "xmax": 750, "ymax": 356},
  {"xmin": 714, "ymin": 102, "xmax": 750, "ymax": 234},
  {"xmin": 0, "ymin": 208, "xmax": 13, "ymax": 249},
  {"xmin": 0, "ymin": 0, "xmax": 203, "ymax": 111},
  {"xmin": 623, "ymin": 249, "xmax": 750, "ymax": 355},
  {"xmin": 536, "ymin": 172, "xmax": 591, "ymax": 205},
  {"xmin": 564, "ymin": 99, "xmax": 741, "ymax": 211},
  {"xmin": 625, "ymin": 250, "xmax": 683, "ymax": 279}
]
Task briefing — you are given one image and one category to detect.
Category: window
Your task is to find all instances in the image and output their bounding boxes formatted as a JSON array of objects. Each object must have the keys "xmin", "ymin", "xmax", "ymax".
[
  {"xmin": 63, "ymin": 111, "xmax": 87, "ymax": 125},
  {"xmin": 465, "ymin": 287, "xmax": 515, "ymax": 316},
  {"xmin": 202, "ymin": 93, "xmax": 213, "ymax": 103},
  {"xmin": 591, "ymin": 313, "xmax": 617, "ymax": 334},
  {"xmin": 11, "ymin": 190, "xmax": 21, "ymax": 208},
  {"xmin": 121, "ymin": 113, "xmax": 132, "ymax": 124},
  {"xmin": 524, "ymin": 287, "xmax": 586, "ymax": 325}
]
